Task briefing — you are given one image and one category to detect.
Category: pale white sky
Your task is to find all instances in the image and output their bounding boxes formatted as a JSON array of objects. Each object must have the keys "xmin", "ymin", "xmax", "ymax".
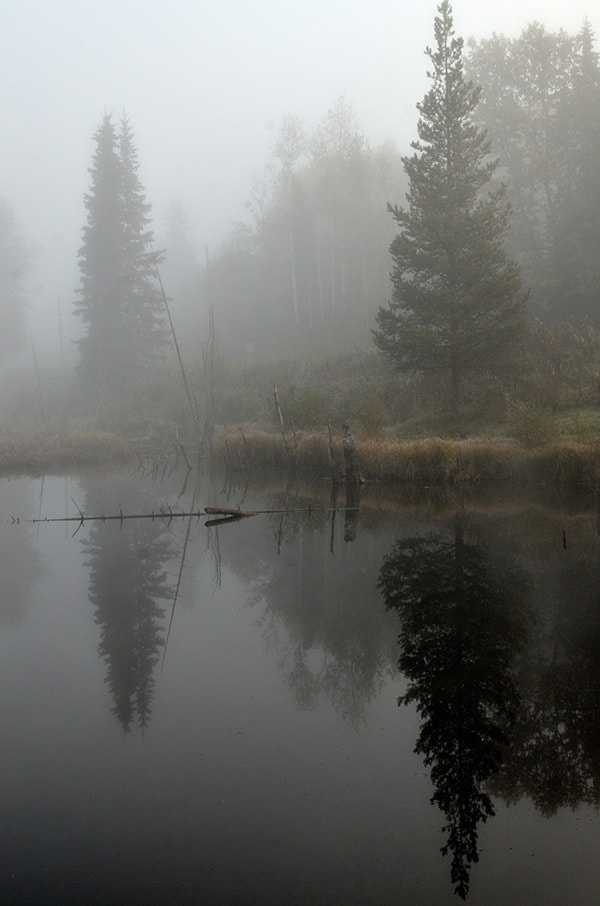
[{"xmin": 0, "ymin": 0, "xmax": 597, "ymax": 352}]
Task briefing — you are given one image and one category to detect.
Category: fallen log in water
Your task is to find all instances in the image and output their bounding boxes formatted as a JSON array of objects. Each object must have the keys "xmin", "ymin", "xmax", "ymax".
[
  {"xmin": 204, "ymin": 506, "xmax": 254, "ymax": 517},
  {"xmin": 25, "ymin": 503, "xmax": 359, "ymax": 529}
]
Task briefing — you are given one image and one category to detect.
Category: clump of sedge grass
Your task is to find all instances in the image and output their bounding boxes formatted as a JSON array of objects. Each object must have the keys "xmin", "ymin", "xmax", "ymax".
[
  {"xmin": 0, "ymin": 431, "xmax": 133, "ymax": 475},
  {"xmin": 210, "ymin": 428, "xmax": 600, "ymax": 489}
]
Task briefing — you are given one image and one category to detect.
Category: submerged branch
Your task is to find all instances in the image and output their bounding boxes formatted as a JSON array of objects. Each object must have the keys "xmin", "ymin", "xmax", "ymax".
[{"xmin": 26, "ymin": 503, "xmax": 359, "ymax": 527}]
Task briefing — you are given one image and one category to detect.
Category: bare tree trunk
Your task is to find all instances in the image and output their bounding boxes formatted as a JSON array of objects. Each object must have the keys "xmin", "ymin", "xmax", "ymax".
[
  {"xmin": 342, "ymin": 423, "xmax": 362, "ymax": 486},
  {"xmin": 286, "ymin": 173, "xmax": 299, "ymax": 325},
  {"xmin": 327, "ymin": 416, "xmax": 337, "ymax": 487},
  {"xmin": 274, "ymin": 383, "xmax": 289, "ymax": 455}
]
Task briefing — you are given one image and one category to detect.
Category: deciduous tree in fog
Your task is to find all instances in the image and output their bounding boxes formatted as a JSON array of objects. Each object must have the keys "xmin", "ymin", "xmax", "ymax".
[
  {"xmin": 75, "ymin": 113, "xmax": 166, "ymax": 399},
  {"xmin": 209, "ymin": 104, "xmax": 403, "ymax": 358},
  {"xmin": 0, "ymin": 198, "xmax": 33, "ymax": 356},
  {"xmin": 374, "ymin": 2, "xmax": 527, "ymax": 412},
  {"xmin": 551, "ymin": 22, "xmax": 600, "ymax": 325},
  {"xmin": 466, "ymin": 25, "xmax": 578, "ymax": 319}
]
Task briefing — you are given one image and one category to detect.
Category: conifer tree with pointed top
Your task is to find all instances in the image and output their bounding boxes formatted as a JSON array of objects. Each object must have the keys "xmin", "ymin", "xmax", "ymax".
[
  {"xmin": 75, "ymin": 113, "xmax": 166, "ymax": 400},
  {"xmin": 374, "ymin": 2, "xmax": 527, "ymax": 411}
]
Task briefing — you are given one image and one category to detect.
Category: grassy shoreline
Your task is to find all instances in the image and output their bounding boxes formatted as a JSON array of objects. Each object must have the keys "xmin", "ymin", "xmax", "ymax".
[
  {"xmin": 0, "ymin": 431, "xmax": 134, "ymax": 475},
  {"xmin": 2, "ymin": 427, "xmax": 600, "ymax": 490},
  {"xmin": 209, "ymin": 428, "xmax": 600, "ymax": 489}
]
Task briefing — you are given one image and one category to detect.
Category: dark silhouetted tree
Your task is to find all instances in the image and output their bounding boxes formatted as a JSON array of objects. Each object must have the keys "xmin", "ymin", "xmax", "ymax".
[
  {"xmin": 75, "ymin": 113, "xmax": 166, "ymax": 399},
  {"xmin": 374, "ymin": 2, "xmax": 527, "ymax": 412},
  {"xmin": 379, "ymin": 517, "xmax": 528, "ymax": 898}
]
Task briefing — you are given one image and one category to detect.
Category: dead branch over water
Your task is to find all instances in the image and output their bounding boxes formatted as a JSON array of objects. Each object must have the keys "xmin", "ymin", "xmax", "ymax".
[{"xmin": 26, "ymin": 503, "xmax": 359, "ymax": 529}]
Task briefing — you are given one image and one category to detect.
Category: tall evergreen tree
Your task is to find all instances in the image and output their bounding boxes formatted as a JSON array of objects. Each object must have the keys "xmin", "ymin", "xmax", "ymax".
[
  {"xmin": 374, "ymin": 2, "xmax": 527, "ymax": 411},
  {"xmin": 75, "ymin": 113, "xmax": 166, "ymax": 398},
  {"xmin": 118, "ymin": 116, "xmax": 166, "ymax": 360}
]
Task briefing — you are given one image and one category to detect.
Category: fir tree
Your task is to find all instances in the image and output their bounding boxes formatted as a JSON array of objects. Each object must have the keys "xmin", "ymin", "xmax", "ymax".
[
  {"xmin": 374, "ymin": 2, "xmax": 527, "ymax": 411},
  {"xmin": 118, "ymin": 115, "xmax": 166, "ymax": 362},
  {"xmin": 75, "ymin": 113, "xmax": 166, "ymax": 399}
]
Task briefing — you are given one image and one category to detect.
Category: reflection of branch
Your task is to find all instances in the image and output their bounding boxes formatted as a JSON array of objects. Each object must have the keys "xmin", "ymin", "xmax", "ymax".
[
  {"xmin": 162, "ymin": 474, "xmax": 202, "ymax": 672},
  {"xmin": 161, "ymin": 514, "xmax": 193, "ymax": 673},
  {"xmin": 207, "ymin": 528, "xmax": 222, "ymax": 591},
  {"xmin": 329, "ymin": 484, "xmax": 338, "ymax": 554}
]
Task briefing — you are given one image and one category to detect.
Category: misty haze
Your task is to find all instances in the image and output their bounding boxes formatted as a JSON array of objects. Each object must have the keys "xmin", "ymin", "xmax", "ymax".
[{"xmin": 2, "ymin": 1, "xmax": 600, "ymax": 903}]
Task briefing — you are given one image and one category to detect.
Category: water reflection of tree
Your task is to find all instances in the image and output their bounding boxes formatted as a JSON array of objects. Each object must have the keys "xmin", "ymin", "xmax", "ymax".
[
  {"xmin": 81, "ymin": 477, "xmax": 173, "ymax": 732},
  {"xmin": 378, "ymin": 516, "xmax": 529, "ymax": 899},
  {"xmin": 218, "ymin": 493, "xmax": 397, "ymax": 726},
  {"xmin": 252, "ymin": 523, "xmax": 396, "ymax": 725},
  {"xmin": 493, "ymin": 550, "xmax": 600, "ymax": 815}
]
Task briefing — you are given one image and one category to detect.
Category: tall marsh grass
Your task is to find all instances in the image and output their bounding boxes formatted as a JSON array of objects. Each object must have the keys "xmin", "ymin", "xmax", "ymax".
[
  {"xmin": 0, "ymin": 432, "xmax": 133, "ymax": 475},
  {"xmin": 210, "ymin": 429, "xmax": 600, "ymax": 489}
]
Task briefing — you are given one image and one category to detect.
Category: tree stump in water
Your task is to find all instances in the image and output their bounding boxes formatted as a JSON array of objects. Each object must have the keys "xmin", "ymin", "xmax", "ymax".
[
  {"xmin": 342, "ymin": 423, "xmax": 363, "ymax": 486},
  {"xmin": 342, "ymin": 423, "xmax": 362, "ymax": 542}
]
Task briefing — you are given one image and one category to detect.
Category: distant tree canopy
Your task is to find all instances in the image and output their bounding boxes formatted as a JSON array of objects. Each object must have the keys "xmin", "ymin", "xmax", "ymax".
[
  {"xmin": 193, "ymin": 14, "xmax": 600, "ymax": 385},
  {"xmin": 0, "ymin": 198, "xmax": 33, "ymax": 357},
  {"xmin": 373, "ymin": 1, "xmax": 527, "ymax": 411},
  {"xmin": 205, "ymin": 98, "xmax": 406, "ymax": 359},
  {"xmin": 75, "ymin": 113, "xmax": 166, "ymax": 400},
  {"xmin": 467, "ymin": 20, "xmax": 600, "ymax": 325}
]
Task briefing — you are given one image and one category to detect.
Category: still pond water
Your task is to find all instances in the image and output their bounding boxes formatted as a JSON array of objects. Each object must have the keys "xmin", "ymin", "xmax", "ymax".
[{"xmin": 2, "ymin": 465, "xmax": 600, "ymax": 905}]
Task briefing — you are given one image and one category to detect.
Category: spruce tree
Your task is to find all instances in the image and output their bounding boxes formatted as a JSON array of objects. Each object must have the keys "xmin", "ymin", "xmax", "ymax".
[
  {"xmin": 374, "ymin": 2, "xmax": 527, "ymax": 411},
  {"xmin": 118, "ymin": 115, "xmax": 166, "ymax": 362},
  {"xmin": 75, "ymin": 113, "xmax": 166, "ymax": 399}
]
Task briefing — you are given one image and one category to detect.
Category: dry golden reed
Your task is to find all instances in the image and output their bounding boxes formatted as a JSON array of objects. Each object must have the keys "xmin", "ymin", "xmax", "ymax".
[
  {"xmin": 0, "ymin": 432, "xmax": 133, "ymax": 475},
  {"xmin": 211, "ymin": 429, "xmax": 600, "ymax": 489}
]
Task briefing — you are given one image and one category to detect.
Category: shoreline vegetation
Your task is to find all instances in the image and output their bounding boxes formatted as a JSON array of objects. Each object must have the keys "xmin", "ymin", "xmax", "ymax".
[
  {"xmin": 4, "ymin": 426, "xmax": 600, "ymax": 491},
  {"xmin": 210, "ymin": 428, "xmax": 600, "ymax": 489}
]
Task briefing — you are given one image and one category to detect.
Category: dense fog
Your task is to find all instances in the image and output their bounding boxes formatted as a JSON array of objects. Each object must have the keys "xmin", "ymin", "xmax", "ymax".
[{"xmin": 1, "ymin": 0, "xmax": 599, "ymax": 436}]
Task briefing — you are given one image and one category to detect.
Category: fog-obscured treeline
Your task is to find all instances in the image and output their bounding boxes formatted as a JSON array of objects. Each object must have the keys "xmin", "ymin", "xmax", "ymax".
[
  {"xmin": 1, "ymin": 18, "xmax": 599, "ymax": 432},
  {"xmin": 165, "ymin": 20, "xmax": 598, "ymax": 362}
]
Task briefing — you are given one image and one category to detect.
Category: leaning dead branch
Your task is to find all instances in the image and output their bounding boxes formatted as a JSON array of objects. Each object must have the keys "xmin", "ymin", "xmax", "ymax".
[{"xmin": 155, "ymin": 264, "xmax": 201, "ymax": 437}]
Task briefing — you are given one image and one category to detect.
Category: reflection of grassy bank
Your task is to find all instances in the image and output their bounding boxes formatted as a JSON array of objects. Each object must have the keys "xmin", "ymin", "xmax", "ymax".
[
  {"xmin": 0, "ymin": 432, "xmax": 133, "ymax": 475},
  {"xmin": 210, "ymin": 428, "xmax": 600, "ymax": 489}
]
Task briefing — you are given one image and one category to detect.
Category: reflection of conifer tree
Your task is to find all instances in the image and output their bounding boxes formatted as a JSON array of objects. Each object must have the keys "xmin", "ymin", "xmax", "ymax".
[
  {"xmin": 82, "ymin": 480, "xmax": 173, "ymax": 732},
  {"xmin": 378, "ymin": 517, "xmax": 528, "ymax": 899},
  {"xmin": 497, "ymin": 552, "xmax": 600, "ymax": 814}
]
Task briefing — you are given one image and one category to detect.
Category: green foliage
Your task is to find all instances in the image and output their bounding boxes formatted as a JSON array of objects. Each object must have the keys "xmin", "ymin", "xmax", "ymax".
[
  {"xmin": 564, "ymin": 412, "xmax": 597, "ymax": 444},
  {"xmin": 510, "ymin": 324, "xmax": 600, "ymax": 411},
  {"xmin": 467, "ymin": 22, "xmax": 600, "ymax": 325},
  {"xmin": 509, "ymin": 402, "xmax": 555, "ymax": 448},
  {"xmin": 276, "ymin": 387, "xmax": 328, "ymax": 429},
  {"xmin": 374, "ymin": 2, "xmax": 527, "ymax": 411},
  {"xmin": 75, "ymin": 113, "xmax": 166, "ymax": 399}
]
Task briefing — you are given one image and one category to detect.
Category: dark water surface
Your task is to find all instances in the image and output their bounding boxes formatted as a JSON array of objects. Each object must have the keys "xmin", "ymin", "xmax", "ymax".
[{"xmin": 2, "ymin": 467, "xmax": 600, "ymax": 904}]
